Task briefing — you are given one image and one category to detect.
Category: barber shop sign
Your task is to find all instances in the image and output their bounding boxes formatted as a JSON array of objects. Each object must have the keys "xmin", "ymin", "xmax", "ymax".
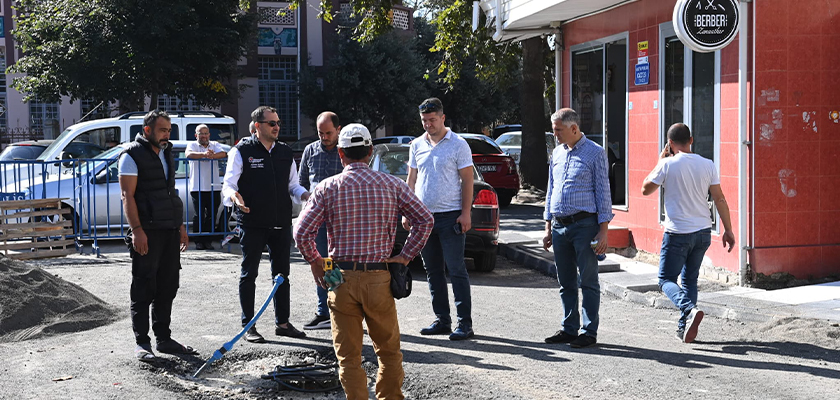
[{"xmin": 673, "ymin": 0, "xmax": 740, "ymax": 53}]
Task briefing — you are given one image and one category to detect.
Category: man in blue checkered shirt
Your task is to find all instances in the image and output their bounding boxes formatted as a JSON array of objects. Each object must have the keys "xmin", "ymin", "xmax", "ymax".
[
  {"xmin": 542, "ymin": 108, "xmax": 614, "ymax": 349},
  {"xmin": 298, "ymin": 111, "xmax": 344, "ymax": 330}
]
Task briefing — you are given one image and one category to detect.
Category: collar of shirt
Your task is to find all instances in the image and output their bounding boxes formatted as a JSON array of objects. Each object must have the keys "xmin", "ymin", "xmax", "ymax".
[
  {"xmin": 343, "ymin": 162, "xmax": 369, "ymax": 172},
  {"xmin": 423, "ymin": 128, "xmax": 452, "ymax": 145},
  {"xmin": 319, "ymin": 142, "xmax": 339, "ymax": 153},
  {"xmin": 561, "ymin": 135, "xmax": 586, "ymax": 151}
]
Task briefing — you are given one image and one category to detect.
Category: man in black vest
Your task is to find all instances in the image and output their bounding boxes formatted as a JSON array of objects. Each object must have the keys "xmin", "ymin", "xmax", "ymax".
[
  {"xmin": 222, "ymin": 106, "xmax": 310, "ymax": 343},
  {"xmin": 119, "ymin": 110, "xmax": 195, "ymax": 362}
]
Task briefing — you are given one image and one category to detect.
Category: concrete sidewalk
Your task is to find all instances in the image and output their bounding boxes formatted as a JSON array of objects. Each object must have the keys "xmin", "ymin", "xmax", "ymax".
[{"xmin": 498, "ymin": 240, "xmax": 840, "ymax": 324}]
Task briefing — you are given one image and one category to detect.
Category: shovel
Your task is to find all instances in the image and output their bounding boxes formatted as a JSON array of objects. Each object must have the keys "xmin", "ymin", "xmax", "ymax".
[{"xmin": 193, "ymin": 273, "xmax": 285, "ymax": 378}]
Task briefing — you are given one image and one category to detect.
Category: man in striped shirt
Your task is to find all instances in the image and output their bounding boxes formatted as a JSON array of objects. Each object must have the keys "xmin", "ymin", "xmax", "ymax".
[
  {"xmin": 543, "ymin": 108, "xmax": 614, "ymax": 349},
  {"xmin": 294, "ymin": 124, "xmax": 433, "ymax": 400}
]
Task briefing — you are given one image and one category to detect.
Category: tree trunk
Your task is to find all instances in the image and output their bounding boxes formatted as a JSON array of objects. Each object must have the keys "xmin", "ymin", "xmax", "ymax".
[{"xmin": 519, "ymin": 37, "xmax": 548, "ymax": 190}]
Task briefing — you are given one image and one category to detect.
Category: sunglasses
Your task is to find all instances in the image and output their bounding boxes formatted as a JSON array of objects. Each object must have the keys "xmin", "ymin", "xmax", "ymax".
[
  {"xmin": 258, "ymin": 120, "xmax": 281, "ymax": 127},
  {"xmin": 418, "ymin": 103, "xmax": 439, "ymax": 113}
]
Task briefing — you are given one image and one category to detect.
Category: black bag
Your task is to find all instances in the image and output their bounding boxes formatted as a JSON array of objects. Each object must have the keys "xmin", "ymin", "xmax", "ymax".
[{"xmin": 388, "ymin": 263, "xmax": 412, "ymax": 299}]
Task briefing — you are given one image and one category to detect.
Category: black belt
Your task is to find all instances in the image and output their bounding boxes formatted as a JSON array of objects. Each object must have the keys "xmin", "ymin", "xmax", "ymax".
[
  {"xmin": 335, "ymin": 262, "xmax": 389, "ymax": 271},
  {"xmin": 554, "ymin": 212, "xmax": 596, "ymax": 225}
]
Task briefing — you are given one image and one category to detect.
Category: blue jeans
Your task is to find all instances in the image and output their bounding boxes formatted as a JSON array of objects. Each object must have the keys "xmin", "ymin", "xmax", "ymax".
[
  {"xmin": 658, "ymin": 228, "xmax": 712, "ymax": 329},
  {"xmin": 315, "ymin": 224, "xmax": 329, "ymax": 317},
  {"xmin": 421, "ymin": 210, "xmax": 471, "ymax": 328},
  {"xmin": 552, "ymin": 216, "xmax": 601, "ymax": 338}
]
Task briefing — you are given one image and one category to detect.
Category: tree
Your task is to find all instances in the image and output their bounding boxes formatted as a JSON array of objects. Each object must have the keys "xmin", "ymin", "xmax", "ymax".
[{"xmin": 10, "ymin": 0, "xmax": 255, "ymax": 112}]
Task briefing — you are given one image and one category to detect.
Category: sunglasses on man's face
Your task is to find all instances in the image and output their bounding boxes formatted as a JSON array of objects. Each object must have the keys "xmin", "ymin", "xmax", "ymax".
[
  {"xmin": 258, "ymin": 120, "xmax": 281, "ymax": 127},
  {"xmin": 418, "ymin": 103, "xmax": 439, "ymax": 113}
]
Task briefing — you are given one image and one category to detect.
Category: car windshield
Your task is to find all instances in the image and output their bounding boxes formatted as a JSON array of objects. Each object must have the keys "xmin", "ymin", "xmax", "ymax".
[
  {"xmin": 463, "ymin": 138, "xmax": 502, "ymax": 155},
  {"xmin": 36, "ymin": 128, "xmax": 74, "ymax": 160},
  {"xmin": 0, "ymin": 144, "xmax": 49, "ymax": 161},
  {"xmin": 496, "ymin": 133, "xmax": 521, "ymax": 147}
]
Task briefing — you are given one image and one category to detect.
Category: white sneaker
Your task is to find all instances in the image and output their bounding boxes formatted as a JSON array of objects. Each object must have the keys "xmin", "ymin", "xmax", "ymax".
[{"xmin": 683, "ymin": 308, "xmax": 704, "ymax": 343}]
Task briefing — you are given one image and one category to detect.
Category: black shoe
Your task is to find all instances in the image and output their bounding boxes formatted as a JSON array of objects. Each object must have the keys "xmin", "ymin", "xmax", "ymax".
[
  {"xmin": 275, "ymin": 323, "xmax": 307, "ymax": 338},
  {"xmin": 244, "ymin": 327, "xmax": 266, "ymax": 343},
  {"xmin": 195, "ymin": 242, "xmax": 206, "ymax": 250},
  {"xmin": 570, "ymin": 334, "xmax": 597, "ymax": 348},
  {"xmin": 449, "ymin": 325, "xmax": 474, "ymax": 341},
  {"xmin": 419, "ymin": 320, "xmax": 452, "ymax": 335},
  {"xmin": 303, "ymin": 314, "xmax": 331, "ymax": 330},
  {"xmin": 545, "ymin": 330, "xmax": 578, "ymax": 344},
  {"xmin": 156, "ymin": 338, "xmax": 198, "ymax": 355}
]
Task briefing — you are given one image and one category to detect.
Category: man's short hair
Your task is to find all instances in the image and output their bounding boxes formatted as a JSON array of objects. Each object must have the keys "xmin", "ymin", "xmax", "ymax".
[
  {"xmin": 550, "ymin": 108, "xmax": 580, "ymax": 128},
  {"xmin": 667, "ymin": 123, "xmax": 692, "ymax": 145},
  {"xmin": 248, "ymin": 121, "xmax": 256, "ymax": 134},
  {"xmin": 144, "ymin": 110, "xmax": 170, "ymax": 129},
  {"xmin": 251, "ymin": 106, "xmax": 278, "ymax": 122},
  {"xmin": 195, "ymin": 124, "xmax": 209, "ymax": 134},
  {"xmin": 317, "ymin": 111, "xmax": 340, "ymax": 128},
  {"xmin": 418, "ymin": 98, "xmax": 444, "ymax": 115},
  {"xmin": 342, "ymin": 145, "xmax": 371, "ymax": 161}
]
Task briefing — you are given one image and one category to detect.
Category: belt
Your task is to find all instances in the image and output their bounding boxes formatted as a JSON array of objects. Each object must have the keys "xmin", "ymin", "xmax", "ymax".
[
  {"xmin": 554, "ymin": 212, "xmax": 596, "ymax": 225},
  {"xmin": 335, "ymin": 262, "xmax": 389, "ymax": 271}
]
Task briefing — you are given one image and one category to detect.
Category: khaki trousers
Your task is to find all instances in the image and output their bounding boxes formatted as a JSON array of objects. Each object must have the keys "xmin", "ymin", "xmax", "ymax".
[{"xmin": 329, "ymin": 270, "xmax": 404, "ymax": 400}]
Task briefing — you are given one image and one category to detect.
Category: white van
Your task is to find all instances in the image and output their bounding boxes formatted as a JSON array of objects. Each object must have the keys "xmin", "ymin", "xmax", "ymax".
[{"xmin": 1, "ymin": 111, "xmax": 236, "ymax": 189}]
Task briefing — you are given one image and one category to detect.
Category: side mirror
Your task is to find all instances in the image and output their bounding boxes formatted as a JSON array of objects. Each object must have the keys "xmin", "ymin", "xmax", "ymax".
[{"xmin": 60, "ymin": 151, "xmax": 76, "ymax": 168}]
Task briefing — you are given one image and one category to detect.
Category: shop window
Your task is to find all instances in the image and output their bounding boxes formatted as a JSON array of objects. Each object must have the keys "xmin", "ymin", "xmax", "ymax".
[
  {"xmin": 571, "ymin": 36, "xmax": 628, "ymax": 207},
  {"xmin": 661, "ymin": 24, "xmax": 721, "ymax": 230}
]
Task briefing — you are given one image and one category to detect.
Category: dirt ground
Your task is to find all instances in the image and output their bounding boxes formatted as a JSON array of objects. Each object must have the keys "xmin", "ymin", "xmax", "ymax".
[{"xmin": 1, "ymin": 246, "xmax": 838, "ymax": 400}]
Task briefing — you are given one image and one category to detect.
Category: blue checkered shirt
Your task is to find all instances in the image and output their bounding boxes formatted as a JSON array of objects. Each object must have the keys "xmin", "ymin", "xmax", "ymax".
[
  {"xmin": 298, "ymin": 141, "xmax": 343, "ymax": 190},
  {"xmin": 543, "ymin": 137, "xmax": 614, "ymax": 224}
]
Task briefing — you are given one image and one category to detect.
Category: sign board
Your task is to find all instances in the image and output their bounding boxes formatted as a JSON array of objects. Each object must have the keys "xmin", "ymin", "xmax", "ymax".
[
  {"xmin": 0, "ymin": 192, "xmax": 26, "ymax": 202},
  {"xmin": 673, "ymin": 0, "xmax": 740, "ymax": 53},
  {"xmin": 634, "ymin": 63, "xmax": 650, "ymax": 85}
]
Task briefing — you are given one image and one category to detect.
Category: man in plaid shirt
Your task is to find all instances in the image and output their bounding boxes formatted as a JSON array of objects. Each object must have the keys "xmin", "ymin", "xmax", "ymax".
[{"xmin": 294, "ymin": 124, "xmax": 433, "ymax": 400}]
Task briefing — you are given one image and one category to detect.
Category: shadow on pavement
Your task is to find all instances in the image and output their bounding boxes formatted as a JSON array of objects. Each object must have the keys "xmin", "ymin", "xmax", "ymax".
[
  {"xmin": 593, "ymin": 342, "xmax": 839, "ymax": 378},
  {"xmin": 401, "ymin": 333, "xmax": 570, "ymax": 370}
]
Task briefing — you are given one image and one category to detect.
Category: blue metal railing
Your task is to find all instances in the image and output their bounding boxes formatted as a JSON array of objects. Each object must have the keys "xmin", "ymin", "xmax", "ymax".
[{"xmin": 0, "ymin": 156, "xmax": 237, "ymax": 256}]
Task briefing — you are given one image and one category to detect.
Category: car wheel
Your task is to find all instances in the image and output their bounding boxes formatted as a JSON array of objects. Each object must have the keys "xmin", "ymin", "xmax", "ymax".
[
  {"xmin": 498, "ymin": 191, "xmax": 514, "ymax": 208},
  {"xmin": 472, "ymin": 250, "xmax": 497, "ymax": 272}
]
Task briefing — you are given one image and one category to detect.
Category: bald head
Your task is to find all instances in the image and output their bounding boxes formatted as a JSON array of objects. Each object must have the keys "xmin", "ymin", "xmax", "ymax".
[{"xmin": 316, "ymin": 111, "xmax": 341, "ymax": 150}]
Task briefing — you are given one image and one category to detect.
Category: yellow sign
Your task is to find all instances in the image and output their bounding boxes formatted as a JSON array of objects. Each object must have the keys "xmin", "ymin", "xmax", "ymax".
[{"xmin": 638, "ymin": 41, "xmax": 649, "ymax": 51}]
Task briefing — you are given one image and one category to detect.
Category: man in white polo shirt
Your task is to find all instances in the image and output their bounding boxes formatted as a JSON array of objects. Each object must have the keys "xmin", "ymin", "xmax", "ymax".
[
  {"xmin": 185, "ymin": 124, "xmax": 227, "ymax": 250},
  {"xmin": 404, "ymin": 97, "xmax": 476, "ymax": 341},
  {"xmin": 642, "ymin": 123, "xmax": 735, "ymax": 343}
]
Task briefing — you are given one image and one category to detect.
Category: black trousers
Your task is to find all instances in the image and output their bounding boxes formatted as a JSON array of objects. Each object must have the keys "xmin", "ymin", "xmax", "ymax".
[
  {"xmin": 239, "ymin": 226, "xmax": 292, "ymax": 327},
  {"xmin": 129, "ymin": 228, "xmax": 181, "ymax": 345},
  {"xmin": 190, "ymin": 191, "xmax": 221, "ymax": 243}
]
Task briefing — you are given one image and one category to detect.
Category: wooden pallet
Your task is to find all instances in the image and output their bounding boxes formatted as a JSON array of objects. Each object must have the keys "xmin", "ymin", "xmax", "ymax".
[{"xmin": 0, "ymin": 198, "xmax": 76, "ymax": 260}]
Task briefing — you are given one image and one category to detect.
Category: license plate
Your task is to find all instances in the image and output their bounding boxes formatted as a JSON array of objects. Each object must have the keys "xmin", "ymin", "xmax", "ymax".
[{"xmin": 477, "ymin": 165, "xmax": 497, "ymax": 173}]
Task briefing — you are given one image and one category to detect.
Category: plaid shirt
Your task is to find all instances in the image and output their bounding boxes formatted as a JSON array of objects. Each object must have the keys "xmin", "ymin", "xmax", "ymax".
[
  {"xmin": 299, "ymin": 141, "xmax": 343, "ymax": 190},
  {"xmin": 544, "ymin": 136, "xmax": 614, "ymax": 224},
  {"xmin": 294, "ymin": 162, "xmax": 433, "ymax": 264}
]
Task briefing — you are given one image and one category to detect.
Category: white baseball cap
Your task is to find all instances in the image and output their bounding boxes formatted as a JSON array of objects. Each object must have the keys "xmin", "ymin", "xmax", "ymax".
[{"xmin": 338, "ymin": 123, "xmax": 372, "ymax": 148}]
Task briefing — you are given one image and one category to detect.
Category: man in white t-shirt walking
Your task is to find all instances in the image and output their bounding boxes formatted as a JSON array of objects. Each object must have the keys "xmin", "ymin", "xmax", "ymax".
[
  {"xmin": 186, "ymin": 124, "xmax": 227, "ymax": 250},
  {"xmin": 642, "ymin": 123, "xmax": 735, "ymax": 343}
]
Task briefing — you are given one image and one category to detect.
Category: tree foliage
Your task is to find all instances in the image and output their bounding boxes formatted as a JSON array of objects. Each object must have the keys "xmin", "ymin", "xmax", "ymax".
[{"xmin": 11, "ymin": 0, "xmax": 255, "ymax": 111}]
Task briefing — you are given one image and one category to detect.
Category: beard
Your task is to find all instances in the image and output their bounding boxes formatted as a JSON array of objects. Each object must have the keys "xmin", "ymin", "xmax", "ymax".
[{"xmin": 149, "ymin": 136, "xmax": 169, "ymax": 150}]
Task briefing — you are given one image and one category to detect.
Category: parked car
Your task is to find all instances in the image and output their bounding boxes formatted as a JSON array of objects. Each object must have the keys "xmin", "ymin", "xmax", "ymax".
[
  {"xmin": 495, "ymin": 131, "xmax": 557, "ymax": 165},
  {"xmin": 456, "ymin": 133, "xmax": 520, "ymax": 207},
  {"xmin": 18, "ymin": 140, "xmax": 302, "ymax": 236},
  {"xmin": 0, "ymin": 140, "xmax": 54, "ymax": 161},
  {"xmin": 372, "ymin": 136, "xmax": 416, "ymax": 145},
  {"xmin": 2, "ymin": 111, "xmax": 236, "ymax": 189},
  {"xmin": 289, "ymin": 134, "xmax": 319, "ymax": 167},
  {"xmin": 492, "ymin": 124, "xmax": 521, "ymax": 139},
  {"xmin": 369, "ymin": 143, "xmax": 501, "ymax": 271}
]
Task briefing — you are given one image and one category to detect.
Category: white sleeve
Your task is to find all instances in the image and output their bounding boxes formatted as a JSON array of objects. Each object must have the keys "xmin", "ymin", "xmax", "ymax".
[
  {"xmin": 118, "ymin": 153, "xmax": 138, "ymax": 176},
  {"xmin": 221, "ymin": 147, "xmax": 243, "ymax": 207},
  {"xmin": 288, "ymin": 159, "xmax": 308, "ymax": 203},
  {"xmin": 648, "ymin": 159, "xmax": 668, "ymax": 186}
]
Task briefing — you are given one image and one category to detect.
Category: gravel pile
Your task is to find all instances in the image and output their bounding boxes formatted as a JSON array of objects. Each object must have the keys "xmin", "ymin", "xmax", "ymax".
[{"xmin": 0, "ymin": 255, "xmax": 118, "ymax": 342}]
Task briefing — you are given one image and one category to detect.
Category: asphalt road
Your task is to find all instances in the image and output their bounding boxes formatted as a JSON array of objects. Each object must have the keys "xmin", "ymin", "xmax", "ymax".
[{"xmin": 1, "ymin": 240, "xmax": 838, "ymax": 400}]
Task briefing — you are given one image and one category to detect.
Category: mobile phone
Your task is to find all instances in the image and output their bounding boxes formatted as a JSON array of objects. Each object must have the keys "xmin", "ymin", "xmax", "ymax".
[
  {"xmin": 453, "ymin": 223, "xmax": 463, "ymax": 234},
  {"xmin": 666, "ymin": 142, "xmax": 673, "ymax": 155}
]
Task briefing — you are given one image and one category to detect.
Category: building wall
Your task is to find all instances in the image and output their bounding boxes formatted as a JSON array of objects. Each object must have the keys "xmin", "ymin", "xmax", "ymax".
[
  {"xmin": 560, "ymin": 0, "xmax": 746, "ymax": 275},
  {"xmin": 749, "ymin": 0, "xmax": 840, "ymax": 279}
]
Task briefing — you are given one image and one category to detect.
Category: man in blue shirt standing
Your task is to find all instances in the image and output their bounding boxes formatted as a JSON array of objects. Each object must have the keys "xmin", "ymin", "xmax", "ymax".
[
  {"xmin": 543, "ymin": 108, "xmax": 613, "ymax": 348},
  {"xmin": 298, "ymin": 111, "xmax": 343, "ymax": 330}
]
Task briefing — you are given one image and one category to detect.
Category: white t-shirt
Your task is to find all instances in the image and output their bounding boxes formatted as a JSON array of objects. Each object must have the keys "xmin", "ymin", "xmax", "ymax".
[
  {"xmin": 648, "ymin": 152, "xmax": 719, "ymax": 234},
  {"xmin": 186, "ymin": 141, "xmax": 225, "ymax": 192},
  {"xmin": 408, "ymin": 130, "xmax": 474, "ymax": 213}
]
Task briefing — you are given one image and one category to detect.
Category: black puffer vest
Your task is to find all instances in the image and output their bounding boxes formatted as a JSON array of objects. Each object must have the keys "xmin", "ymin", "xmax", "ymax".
[
  {"xmin": 123, "ymin": 134, "xmax": 183, "ymax": 230},
  {"xmin": 235, "ymin": 136, "xmax": 293, "ymax": 228}
]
